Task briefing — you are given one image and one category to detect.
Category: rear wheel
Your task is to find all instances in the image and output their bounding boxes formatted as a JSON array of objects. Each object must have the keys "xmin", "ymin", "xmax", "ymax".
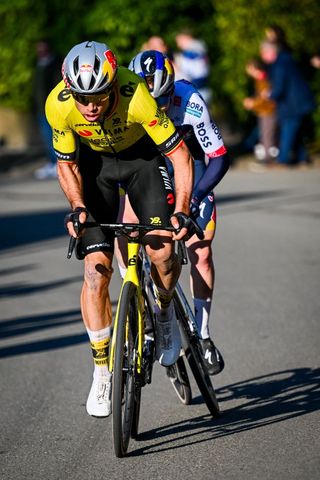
[
  {"xmin": 166, "ymin": 356, "xmax": 192, "ymax": 405},
  {"xmin": 174, "ymin": 296, "xmax": 220, "ymax": 417},
  {"xmin": 112, "ymin": 282, "xmax": 139, "ymax": 457}
]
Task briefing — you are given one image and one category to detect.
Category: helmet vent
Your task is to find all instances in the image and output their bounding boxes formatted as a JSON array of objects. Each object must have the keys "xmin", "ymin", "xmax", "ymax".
[
  {"xmin": 94, "ymin": 56, "xmax": 101, "ymax": 75},
  {"xmin": 77, "ymin": 76, "xmax": 84, "ymax": 90},
  {"xmin": 89, "ymin": 76, "xmax": 96, "ymax": 90},
  {"xmin": 97, "ymin": 73, "xmax": 109, "ymax": 89},
  {"xmin": 73, "ymin": 57, "xmax": 79, "ymax": 76}
]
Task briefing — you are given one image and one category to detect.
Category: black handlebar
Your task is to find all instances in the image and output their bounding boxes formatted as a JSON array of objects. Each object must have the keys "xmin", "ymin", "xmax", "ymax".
[{"xmin": 66, "ymin": 221, "xmax": 197, "ymax": 263}]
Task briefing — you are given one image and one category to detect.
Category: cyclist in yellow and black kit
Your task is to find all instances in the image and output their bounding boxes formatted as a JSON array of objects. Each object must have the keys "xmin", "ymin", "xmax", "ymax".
[{"xmin": 45, "ymin": 41, "xmax": 195, "ymax": 418}]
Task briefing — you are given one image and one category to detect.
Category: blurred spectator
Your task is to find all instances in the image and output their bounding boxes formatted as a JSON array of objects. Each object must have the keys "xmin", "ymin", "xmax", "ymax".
[
  {"xmin": 141, "ymin": 36, "xmax": 174, "ymax": 60},
  {"xmin": 260, "ymin": 40, "xmax": 315, "ymax": 167},
  {"xmin": 243, "ymin": 58, "xmax": 278, "ymax": 164},
  {"xmin": 33, "ymin": 40, "xmax": 61, "ymax": 179},
  {"xmin": 310, "ymin": 52, "xmax": 320, "ymax": 69},
  {"xmin": 265, "ymin": 24, "xmax": 291, "ymax": 52},
  {"xmin": 174, "ymin": 30, "xmax": 211, "ymax": 104}
]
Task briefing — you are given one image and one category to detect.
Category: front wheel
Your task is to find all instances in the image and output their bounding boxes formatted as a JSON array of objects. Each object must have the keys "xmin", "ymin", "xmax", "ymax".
[
  {"xmin": 112, "ymin": 281, "xmax": 139, "ymax": 457},
  {"xmin": 130, "ymin": 386, "xmax": 142, "ymax": 439}
]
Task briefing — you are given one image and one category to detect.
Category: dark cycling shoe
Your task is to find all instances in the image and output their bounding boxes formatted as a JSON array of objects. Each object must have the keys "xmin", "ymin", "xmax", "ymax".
[{"xmin": 200, "ymin": 338, "xmax": 225, "ymax": 375}]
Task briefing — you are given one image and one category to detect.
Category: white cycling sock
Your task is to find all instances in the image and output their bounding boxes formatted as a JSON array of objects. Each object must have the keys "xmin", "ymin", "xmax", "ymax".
[
  {"xmin": 193, "ymin": 297, "xmax": 211, "ymax": 339},
  {"xmin": 118, "ymin": 264, "xmax": 127, "ymax": 279},
  {"xmin": 86, "ymin": 326, "xmax": 112, "ymax": 377}
]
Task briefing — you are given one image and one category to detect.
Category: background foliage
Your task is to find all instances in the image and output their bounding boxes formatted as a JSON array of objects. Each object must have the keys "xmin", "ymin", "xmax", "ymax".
[{"xmin": 1, "ymin": 0, "xmax": 319, "ymax": 138}]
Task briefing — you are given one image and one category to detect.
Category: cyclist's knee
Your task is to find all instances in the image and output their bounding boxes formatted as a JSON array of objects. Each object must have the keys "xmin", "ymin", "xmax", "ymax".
[
  {"xmin": 84, "ymin": 252, "xmax": 113, "ymax": 290},
  {"xmin": 147, "ymin": 243, "xmax": 175, "ymax": 270},
  {"xmin": 189, "ymin": 243, "xmax": 212, "ymax": 268}
]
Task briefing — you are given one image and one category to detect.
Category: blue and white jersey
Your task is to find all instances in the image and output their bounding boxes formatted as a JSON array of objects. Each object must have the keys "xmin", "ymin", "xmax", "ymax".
[{"xmin": 166, "ymin": 80, "xmax": 226, "ymax": 161}]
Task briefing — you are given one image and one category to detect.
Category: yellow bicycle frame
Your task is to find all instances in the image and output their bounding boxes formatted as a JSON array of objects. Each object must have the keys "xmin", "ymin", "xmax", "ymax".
[{"xmin": 109, "ymin": 241, "xmax": 145, "ymax": 374}]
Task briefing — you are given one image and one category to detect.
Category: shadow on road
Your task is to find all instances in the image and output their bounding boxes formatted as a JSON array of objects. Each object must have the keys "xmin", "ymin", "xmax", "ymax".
[
  {"xmin": 0, "ymin": 309, "xmax": 83, "ymax": 339},
  {"xmin": 0, "ymin": 302, "xmax": 118, "ymax": 358},
  {"xmin": 0, "ymin": 276, "xmax": 83, "ymax": 298},
  {"xmin": 0, "ymin": 332, "xmax": 89, "ymax": 357},
  {"xmin": 0, "ymin": 305, "xmax": 118, "ymax": 357},
  {"xmin": 0, "ymin": 209, "xmax": 67, "ymax": 251},
  {"xmin": 0, "ymin": 191, "xmax": 286, "ymax": 252},
  {"xmin": 128, "ymin": 367, "xmax": 320, "ymax": 456},
  {"xmin": 215, "ymin": 190, "xmax": 285, "ymax": 205}
]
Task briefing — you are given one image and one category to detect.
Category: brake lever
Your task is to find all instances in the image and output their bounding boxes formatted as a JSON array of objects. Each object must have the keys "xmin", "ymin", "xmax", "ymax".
[
  {"xmin": 66, "ymin": 217, "xmax": 82, "ymax": 259},
  {"xmin": 67, "ymin": 236, "xmax": 77, "ymax": 259},
  {"xmin": 177, "ymin": 240, "xmax": 188, "ymax": 265}
]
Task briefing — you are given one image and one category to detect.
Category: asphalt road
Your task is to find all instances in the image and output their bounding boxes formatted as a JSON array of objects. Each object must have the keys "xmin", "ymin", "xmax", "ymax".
[{"xmin": 0, "ymin": 165, "xmax": 319, "ymax": 480}]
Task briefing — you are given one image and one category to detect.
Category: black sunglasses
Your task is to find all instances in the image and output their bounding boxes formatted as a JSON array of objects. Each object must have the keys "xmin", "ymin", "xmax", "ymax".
[{"xmin": 72, "ymin": 90, "xmax": 110, "ymax": 106}]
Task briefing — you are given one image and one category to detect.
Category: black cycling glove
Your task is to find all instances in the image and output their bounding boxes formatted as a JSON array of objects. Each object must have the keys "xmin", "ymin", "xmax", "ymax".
[
  {"xmin": 171, "ymin": 212, "xmax": 204, "ymax": 240},
  {"xmin": 64, "ymin": 207, "xmax": 88, "ymax": 235}
]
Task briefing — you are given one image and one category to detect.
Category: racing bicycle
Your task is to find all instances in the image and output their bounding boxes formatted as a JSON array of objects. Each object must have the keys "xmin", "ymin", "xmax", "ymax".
[{"xmin": 68, "ymin": 223, "xmax": 191, "ymax": 457}]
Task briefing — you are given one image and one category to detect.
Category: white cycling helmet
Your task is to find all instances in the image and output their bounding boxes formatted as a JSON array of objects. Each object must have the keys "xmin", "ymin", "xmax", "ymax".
[
  {"xmin": 62, "ymin": 41, "xmax": 117, "ymax": 94},
  {"xmin": 128, "ymin": 50, "xmax": 174, "ymax": 98}
]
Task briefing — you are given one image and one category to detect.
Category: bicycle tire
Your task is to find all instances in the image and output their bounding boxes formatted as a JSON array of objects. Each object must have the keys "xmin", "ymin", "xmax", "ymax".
[
  {"xmin": 130, "ymin": 385, "xmax": 142, "ymax": 439},
  {"xmin": 166, "ymin": 356, "xmax": 192, "ymax": 405},
  {"xmin": 112, "ymin": 281, "xmax": 139, "ymax": 457},
  {"xmin": 174, "ymin": 295, "xmax": 220, "ymax": 417}
]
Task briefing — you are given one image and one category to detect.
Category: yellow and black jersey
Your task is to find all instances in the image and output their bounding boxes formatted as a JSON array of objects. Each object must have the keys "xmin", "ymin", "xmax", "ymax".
[{"xmin": 45, "ymin": 67, "xmax": 182, "ymax": 162}]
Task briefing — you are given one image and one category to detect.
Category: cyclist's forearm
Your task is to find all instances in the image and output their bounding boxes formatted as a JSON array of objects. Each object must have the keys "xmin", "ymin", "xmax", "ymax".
[
  {"xmin": 193, "ymin": 153, "xmax": 230, "ymax": 201},
  {"xmin": 57, "ymin": 161, "xmax": 85, "ymax": 210},
  {"xmin": 168, "ymin": 143, "xmax": 193, "ymax": 214}
]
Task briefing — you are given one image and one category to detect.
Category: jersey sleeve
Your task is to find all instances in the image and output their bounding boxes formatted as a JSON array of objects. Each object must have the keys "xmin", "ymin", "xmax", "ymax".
[
  {"xmin": 45, "ymin": 88, "xmax": 77, "ymax": 162},
  {"xmin": 184, "ymin": 92, "xmax": 227, "ymax": 158},
  {"xmin": 129, "ymin": 81, "xmax": 182, "ymax": 155}
]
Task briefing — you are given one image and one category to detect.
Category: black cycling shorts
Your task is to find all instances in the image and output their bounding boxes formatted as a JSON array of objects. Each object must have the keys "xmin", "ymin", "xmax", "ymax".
[{"xmin": 76, "ymin": 138, "xmax": 175, "ymax": 258}]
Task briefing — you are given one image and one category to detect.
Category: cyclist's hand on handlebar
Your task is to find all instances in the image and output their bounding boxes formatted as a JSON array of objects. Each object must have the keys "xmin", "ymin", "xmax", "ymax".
[
  {"xmin": 170, "ymin": 213, "xmax": 188, "ymax": 241},
  {"xmin": 64, "ymin": 206, "xmax": 88, "ymax": 238},
  {"xmin": 170, "ymin": 212, "xmax": 204, "ymax": 241}
]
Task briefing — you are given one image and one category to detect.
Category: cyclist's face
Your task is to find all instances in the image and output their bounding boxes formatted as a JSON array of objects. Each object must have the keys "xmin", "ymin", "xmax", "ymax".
[{"xmin": 73, "ymin": 92, "xmax": 111, "ymax": 122}]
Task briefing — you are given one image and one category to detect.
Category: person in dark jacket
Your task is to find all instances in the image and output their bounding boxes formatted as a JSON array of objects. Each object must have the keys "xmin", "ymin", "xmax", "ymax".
[
  {"xmin": 33, "ymin": 40, "xmax": 62, "ymax": 179},
  {"xmin": 260, "ymin": 40, "xmax": 315, "ymax": 166}
]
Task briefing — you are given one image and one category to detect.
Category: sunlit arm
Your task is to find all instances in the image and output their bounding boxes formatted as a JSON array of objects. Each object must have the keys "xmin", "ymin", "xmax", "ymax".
[
  {"xmin": 167, "ymin": 141, "xmax": 194, "ymax": 215},
  {"xmin": 57, "ymin": 161, "xmax": 85, "ymax": 210},
  {"xmin": 57, "ymin": 161, "xmax": 87, "ymax": 237}
]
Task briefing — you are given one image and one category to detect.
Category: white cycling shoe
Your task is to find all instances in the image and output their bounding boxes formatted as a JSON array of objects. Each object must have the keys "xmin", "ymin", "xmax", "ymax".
[
  {"xmin": 155, "ymin": 302, "xmax": 181, "ymax": 367},
  {"xmin": 86, "ymin": 372, "xmax": 112, "ymax": 417}
]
